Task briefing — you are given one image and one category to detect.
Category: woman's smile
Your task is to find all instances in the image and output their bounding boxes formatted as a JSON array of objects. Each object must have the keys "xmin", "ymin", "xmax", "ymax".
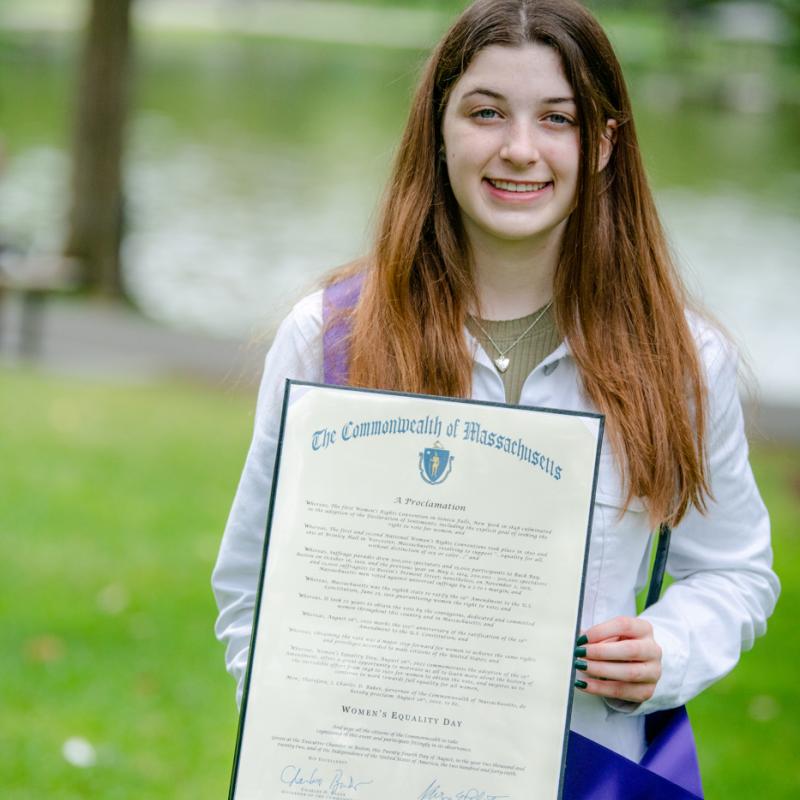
[{"xmin": 483, "ymin": 177, "xmax": 553, "ymax": 200}]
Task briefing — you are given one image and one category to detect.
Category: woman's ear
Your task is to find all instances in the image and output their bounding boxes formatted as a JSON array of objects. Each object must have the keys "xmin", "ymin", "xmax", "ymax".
[{"xmin": 598, "ymin": 119, "xmax": 617, "ymax": 172}]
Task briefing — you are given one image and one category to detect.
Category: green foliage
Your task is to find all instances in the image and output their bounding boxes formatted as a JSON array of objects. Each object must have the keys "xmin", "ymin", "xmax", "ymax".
[
  {"xmin": 0, "ymin": 368, "xmax": 797, "ymax": 797},
  {"xmin": 0, "ymin": 30, "xmax": 77, "ymax": 152}
]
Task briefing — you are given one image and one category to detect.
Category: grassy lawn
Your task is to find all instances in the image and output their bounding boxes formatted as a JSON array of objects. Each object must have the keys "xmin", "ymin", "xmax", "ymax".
[
  {"xmin": 0, "ymin": 368, "xmax": 250, "ymax": 799},
  {"xmin": 1, "ymin": 367, "xmax": 797, "ymax": 798},
  {"xmin": 688, "ymin": 443, "xmax": 800, "ymax": 797}
]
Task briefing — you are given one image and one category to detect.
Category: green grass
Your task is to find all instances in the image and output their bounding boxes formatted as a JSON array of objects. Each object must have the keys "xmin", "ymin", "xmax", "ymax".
[
  {"xmin": 688, "ymin": 445, "xmax": 800, "ymax": 797},
  {"xmin": 0, "ymin": 368, "xmax": 251, "ymax": 799},
  {"xmin": 1, "ymin": 367, "xmax": 797, "ymax": 797}
]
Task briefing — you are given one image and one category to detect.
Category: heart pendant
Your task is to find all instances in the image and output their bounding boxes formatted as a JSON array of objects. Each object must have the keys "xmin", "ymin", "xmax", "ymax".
[{"xmin": 494, "ymin": 355, "xmax": 510, "ymax": 373}]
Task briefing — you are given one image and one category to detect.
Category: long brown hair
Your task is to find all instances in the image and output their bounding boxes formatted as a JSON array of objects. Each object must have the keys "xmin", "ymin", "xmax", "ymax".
[{"xmin": 334, "ymin": 0, "xmax": 709, "ymax": 525}]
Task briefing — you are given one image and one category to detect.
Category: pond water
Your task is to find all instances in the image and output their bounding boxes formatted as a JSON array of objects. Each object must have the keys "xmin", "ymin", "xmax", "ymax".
[{"xmin": 1, "ymin": 31, "xmax": 798, "ymax": 403}]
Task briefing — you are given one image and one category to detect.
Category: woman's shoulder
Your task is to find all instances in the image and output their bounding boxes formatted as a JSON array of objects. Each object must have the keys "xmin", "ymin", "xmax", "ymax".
[
  {"xmin": 257, "ymin": 290, "xmax": 325, "ymax": 386},
  {"xmin": 259, "ymin": 274, "xmax": 364, "ymax": 396},
  {"xmin": 685, "ymin": 309, "xmax": 738, "ymax": 378},
  {"xmin": 280, "ymin": 288, "xmax": 325, "ymax": 345},
  {"xmin": 280, "ymin": 267, "xmax": 365, "ymax": 345}
]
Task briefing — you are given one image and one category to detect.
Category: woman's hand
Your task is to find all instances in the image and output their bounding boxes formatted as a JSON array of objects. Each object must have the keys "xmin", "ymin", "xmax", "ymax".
[{"xmin": 573, "ymin": 616, "xmax": 662, "ymax": 704}]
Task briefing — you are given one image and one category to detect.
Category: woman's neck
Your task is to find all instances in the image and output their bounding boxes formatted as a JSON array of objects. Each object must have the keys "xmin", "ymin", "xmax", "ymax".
[{"xmin": 469, "ymin": 234, "xmax": 558, "ymax": 321}]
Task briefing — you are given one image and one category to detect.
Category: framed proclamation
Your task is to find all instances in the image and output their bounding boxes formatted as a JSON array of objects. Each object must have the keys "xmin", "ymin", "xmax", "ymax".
[{"xmin": 229, "ymin": 381, "xmax": 604, "ymax": 800}]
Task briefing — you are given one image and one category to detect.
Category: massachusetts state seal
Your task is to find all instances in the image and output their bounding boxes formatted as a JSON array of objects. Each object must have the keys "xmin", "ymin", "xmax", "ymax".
[{"xmin": 418, "ymin": 441, "xmax": 454, "ymax": 485}]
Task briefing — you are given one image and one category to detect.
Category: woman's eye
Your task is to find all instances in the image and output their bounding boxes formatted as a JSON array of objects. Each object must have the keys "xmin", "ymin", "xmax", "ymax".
[
  {"xmin": 471, "ymin": 108, "xmax": 500, "ymax": 120},
  {"xmin": 545, "ymin": 113, "xmax": 573, "ymax": 126}
]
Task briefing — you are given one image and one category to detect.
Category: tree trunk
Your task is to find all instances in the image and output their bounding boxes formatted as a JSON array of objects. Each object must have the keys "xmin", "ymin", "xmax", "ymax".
[{"xmin": 64, "ymin": 0, "xmax": 133, "ymax": 297}]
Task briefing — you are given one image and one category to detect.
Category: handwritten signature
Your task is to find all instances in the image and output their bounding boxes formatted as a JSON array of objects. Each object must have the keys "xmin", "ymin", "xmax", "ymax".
[
  {"xmin": 280, "ymin": 764, "xmax": 374, "ymax": 796},
  {"xmin": 417, "ymin": 777, "xmax": 509, "ymax": 800}
]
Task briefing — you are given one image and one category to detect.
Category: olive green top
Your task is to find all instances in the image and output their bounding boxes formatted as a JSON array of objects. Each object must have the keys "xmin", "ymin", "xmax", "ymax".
[{"xmin": 467, "ymin": 304, "xmax": 561, "ymax": 405}]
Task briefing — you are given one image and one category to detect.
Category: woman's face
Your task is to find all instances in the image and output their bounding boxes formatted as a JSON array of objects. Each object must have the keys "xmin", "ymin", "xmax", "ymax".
[{"xmin": 441, "ymin": 43, "xmax": 582, "ymax": 255}]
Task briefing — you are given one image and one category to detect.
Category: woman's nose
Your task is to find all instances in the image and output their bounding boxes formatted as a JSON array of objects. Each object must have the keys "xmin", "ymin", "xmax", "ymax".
[{"xmin": 499, "ymin": 123, "xmax": 541, "ymax": 166}]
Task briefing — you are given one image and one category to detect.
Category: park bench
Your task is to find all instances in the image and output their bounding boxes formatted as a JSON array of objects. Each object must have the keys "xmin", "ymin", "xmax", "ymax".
[{"xmin": 0, "ymin": 251, "xmax": 80, "ymax": 358}]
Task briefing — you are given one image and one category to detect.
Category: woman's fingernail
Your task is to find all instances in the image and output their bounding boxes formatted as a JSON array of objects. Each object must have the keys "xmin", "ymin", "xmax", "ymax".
[
  {"xmin": 574, "ymin": 679, "xmax": 588, "ymax": 690},
  {"xmin": 576, "ymin": 634, "xmax": 588, "ymax": 646},
  {"xmin": 574, "ymin": 659, "xmax": 588, "ymax": 671},
  {"xmin": 574, "ymin": 646, "xmax": 587, "ymax": 658}
]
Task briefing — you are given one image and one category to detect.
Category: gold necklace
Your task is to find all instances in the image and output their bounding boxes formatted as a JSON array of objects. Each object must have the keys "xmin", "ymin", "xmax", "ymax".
[{"xmin": 469, "ymin": 301, "xmax": 553, "ymax": 374}]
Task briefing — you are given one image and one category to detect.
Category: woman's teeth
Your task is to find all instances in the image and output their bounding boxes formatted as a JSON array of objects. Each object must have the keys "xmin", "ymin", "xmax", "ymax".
[{"xmin": 488, "ymin": 179, "xmax": 549, "ymax": 192}]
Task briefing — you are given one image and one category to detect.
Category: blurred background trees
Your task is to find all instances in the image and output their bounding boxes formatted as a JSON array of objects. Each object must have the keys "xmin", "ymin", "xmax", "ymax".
[
  {"xmin": 3, "ymin": 0, "xmax": 796, "ymax": 318},
  {"xmin": 0, "ymin": 0, "xmax": 797, "ymax": 351}
]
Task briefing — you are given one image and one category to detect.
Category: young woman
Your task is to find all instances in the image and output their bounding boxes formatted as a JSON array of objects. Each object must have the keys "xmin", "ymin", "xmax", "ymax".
[{"xmin": 213, "ymin": 0, "xmax": 778, "ymax": 766}]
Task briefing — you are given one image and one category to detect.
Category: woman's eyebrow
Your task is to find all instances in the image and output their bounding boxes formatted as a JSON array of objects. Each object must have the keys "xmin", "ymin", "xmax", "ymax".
[
  {"xmin": 460, "ymin": 88, "xmax": 575, "ymax": 105},
  {"xmin": 461, "ymin": 87, "xmax": 506, "ymax": 101}
]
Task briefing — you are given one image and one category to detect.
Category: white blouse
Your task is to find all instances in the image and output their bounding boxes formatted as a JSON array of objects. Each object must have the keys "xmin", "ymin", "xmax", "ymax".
[{"xmin": 212, "ymin": 290, "xmax": 779, "ymax": 762}]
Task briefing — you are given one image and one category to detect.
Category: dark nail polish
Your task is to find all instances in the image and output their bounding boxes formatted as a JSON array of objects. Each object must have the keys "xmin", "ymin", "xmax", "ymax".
[
  {"xmin": 576, "ymin": 634, "xmax": 588, "ymax": 647},
  {"xmin": 574, "ymin": 646, "xmax": 586, "ymax": 658},
  {"xmin": 574, "ymin": 659, "xmax": 588, "ymax": 671},
  {"xmin": 574, "ymin": 679, "xmax": 588, "ymax": 690}
]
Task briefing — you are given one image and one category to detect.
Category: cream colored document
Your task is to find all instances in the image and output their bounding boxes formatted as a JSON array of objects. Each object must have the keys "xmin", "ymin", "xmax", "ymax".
[{"xmin": 230, "ymin": 382, "xmax": 603, "ymax": 800}]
